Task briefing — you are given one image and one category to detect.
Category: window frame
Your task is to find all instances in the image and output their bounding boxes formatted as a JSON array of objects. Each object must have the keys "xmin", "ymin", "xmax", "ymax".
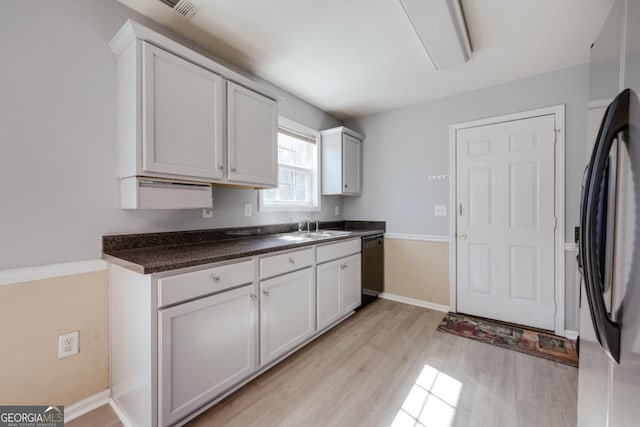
[{"xmin": 259, "ymin": 116, "xmax": 321, "ymax": 213}]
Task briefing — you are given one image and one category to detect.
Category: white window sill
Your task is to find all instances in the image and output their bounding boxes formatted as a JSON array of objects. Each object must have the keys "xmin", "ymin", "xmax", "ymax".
[{"xmin": 259, "ymin": 203, "xmax": 321, "ymax": 213}]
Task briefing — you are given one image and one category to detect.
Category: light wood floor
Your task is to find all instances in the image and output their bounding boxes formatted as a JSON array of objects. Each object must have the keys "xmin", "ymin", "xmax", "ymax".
[{"xmin": 68, "ymin": 299, "xmax": 578, "ymax": 427}]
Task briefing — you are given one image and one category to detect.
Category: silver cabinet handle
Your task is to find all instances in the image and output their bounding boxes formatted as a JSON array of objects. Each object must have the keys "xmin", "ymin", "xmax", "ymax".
[
  {"xmin": 250, "ymin": 294, "xmax": 257, "ymax": 302},
  {"xmin": 344, "ymin": 184, "xmax": 349, "ymax": 188},
  {"xmin": 459, "ymin": 233, "xmax": 467, "ymax": 240},
  {"xmin": 289, "ymin": 257, "xmax": 295, "ymax": 264},
  {"xmin": 231, "ymin": 167, "xmax": 237, "ymax": 172},
  {"xmin": 218, "ymin": 165, "xmax": 224, "ymax": 170},
  {"xmin": 263, "ymin": 290, "xmax": 269, "ymax": 297},
  {"xmin": 340, "ymin": 264, "xmax": 347, "ymax": 269},
  {"xmin": 211, "ymin": 276, "xmax": 221, "ymax": 283}
]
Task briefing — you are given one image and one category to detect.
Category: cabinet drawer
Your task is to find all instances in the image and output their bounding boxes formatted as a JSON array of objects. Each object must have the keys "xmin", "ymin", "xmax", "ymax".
[
  {"xmin": 260, "ymin": 248, "xmax": 313, "ymax": 279},
  {"xmin": 317, "ymin": 239, "xmax": 361, "ymax": 264},
  {"xmin": 158, "ymin": 259, "xmax": 254, "ymax": 307}
]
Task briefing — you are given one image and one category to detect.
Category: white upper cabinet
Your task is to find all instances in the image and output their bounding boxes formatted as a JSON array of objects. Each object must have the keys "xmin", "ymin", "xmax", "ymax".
[
  {"xmin": 142, "ymin": 43, "xmax": 224, "ymax": 180},
  {"xmin": 109, "ymin": 20, "xmax": 279, "ymax": 194},
  {"xmin": 342, "ymin": 134, "xmax": 362, "ymax": 195},
  {"xmin": 227, "ymin": 82, "xmax": 278, "ymax": 188},
  {"xmin": 321, "ymin": 127, "xmax": 364, "ymax": 196}
]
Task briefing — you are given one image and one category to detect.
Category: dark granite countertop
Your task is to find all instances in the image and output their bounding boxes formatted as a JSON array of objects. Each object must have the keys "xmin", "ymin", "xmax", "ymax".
[{"xmin": 103, "ymin": 221, "xmax": 385, "ymax": 275}]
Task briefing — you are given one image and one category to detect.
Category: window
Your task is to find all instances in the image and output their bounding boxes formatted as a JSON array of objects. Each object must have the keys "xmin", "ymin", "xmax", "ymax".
[{"xmin": 260, "ymin": 117, "xmax": 320, "ymax": 212}]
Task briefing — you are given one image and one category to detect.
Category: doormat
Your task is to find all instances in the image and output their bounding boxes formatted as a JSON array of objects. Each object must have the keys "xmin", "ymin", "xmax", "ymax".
[{"xmin": 437, "ymin": 312, "xmax": 578, "ymax": 368}]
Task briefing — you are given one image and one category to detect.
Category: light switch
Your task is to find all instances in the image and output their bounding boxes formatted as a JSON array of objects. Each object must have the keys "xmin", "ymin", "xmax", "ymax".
[
  {"xmin": 434, "ymin": 205, "xmax": 447, "ymax": 217},
  {"xmin": 244, "ymin": 203, "xmax": 252, "ymax": 217}
]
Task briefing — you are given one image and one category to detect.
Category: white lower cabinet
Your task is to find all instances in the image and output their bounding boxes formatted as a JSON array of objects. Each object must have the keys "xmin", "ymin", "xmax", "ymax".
[
  {"xmin": 341, "ymin": 255, "xmax": 362, "ymax": 313},
  {"xmin": 317, "ymin": 254, "xmax": 362, "ymax": 331},
  {"xmin": 316, "ymin": 260, "xmax": 342, "ymax": 330},
  {"xmin": 260, "ymin": 267, "xmax": 316, "ymax": 365},
  {"xmin": 158, "ymin": 285, "xmax": 258, "ymax": 426},
  {"xmin": 110, "ymin": 239, "xmax": 363, "ymax": 427}
]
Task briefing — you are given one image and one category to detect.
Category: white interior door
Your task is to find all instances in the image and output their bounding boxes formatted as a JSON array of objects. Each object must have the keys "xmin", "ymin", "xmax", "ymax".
[{"xmin": 456, "ymin": 114, "xmax": 556, "ymax": 330}]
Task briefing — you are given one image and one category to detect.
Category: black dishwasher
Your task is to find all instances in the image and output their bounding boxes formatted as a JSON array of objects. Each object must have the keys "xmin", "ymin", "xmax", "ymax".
[{"xmin": 360, "ymin": 233, "xmax": 384, "ymax": 308}]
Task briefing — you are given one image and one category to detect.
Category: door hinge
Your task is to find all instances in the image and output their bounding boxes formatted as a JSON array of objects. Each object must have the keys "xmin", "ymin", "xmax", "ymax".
[
  {"xmin": 552, "ymin": 216, "xmax": 557, "ymax": 230},
  {"xmin": 553, "ymin": 128, "xmax": 560, "ymax": 144}
]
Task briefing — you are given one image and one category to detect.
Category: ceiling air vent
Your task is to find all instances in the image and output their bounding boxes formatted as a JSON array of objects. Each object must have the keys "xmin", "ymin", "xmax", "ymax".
[{"xmin": 159, "ymin": 0, "xmax": 199, "ymax": 19}]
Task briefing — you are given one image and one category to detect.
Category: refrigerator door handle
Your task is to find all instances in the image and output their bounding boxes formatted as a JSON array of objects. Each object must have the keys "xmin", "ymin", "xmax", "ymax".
[{"xmin": 579, "ymin": 89, "xmax": 629, "ymax": 363}]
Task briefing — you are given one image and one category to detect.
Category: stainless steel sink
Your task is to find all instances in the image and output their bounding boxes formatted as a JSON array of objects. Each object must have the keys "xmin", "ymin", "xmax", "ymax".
[
  {"xmin": 307, "ymin": 230, "xmax": 352, "ymax": 238},
  {"xmin": 275, "ymin": 234, "xmax": 316, "ymax": 242},
  {"xmin": 275, "ymin": 230, "xmax": 352, "ymax": 242}
]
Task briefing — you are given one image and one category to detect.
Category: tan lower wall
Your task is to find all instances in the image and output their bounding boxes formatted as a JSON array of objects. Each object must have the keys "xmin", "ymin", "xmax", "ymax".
[
  {"xmin": 384, "ymin": 238, "xmax": 450, "ymax": 306},
  {"xmin": 0, "ymin": 270, "xmax": 109, "ymax": 406}
]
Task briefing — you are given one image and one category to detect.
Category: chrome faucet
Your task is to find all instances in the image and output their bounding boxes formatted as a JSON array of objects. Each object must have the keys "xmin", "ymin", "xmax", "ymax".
[
  {"xmin": 304, "ymin": 217, "xmax": 311, "ymax": 233},
  {"xmin": 315, "ymin": 219, "xmax": 319, "ymax": 232}
]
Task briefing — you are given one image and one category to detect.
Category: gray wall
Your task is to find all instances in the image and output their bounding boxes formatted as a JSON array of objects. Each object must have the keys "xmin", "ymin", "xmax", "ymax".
[
  {"xmin": 344, "ymin": 65, "xmax": 590, "ymax": 331},
  {"xmin": 0, "ymin": 0, "xmax": 342, "ymax": 270},
  {"xmin": 344, "ymin": 64, "xmax": 589, "ymax": 242}
]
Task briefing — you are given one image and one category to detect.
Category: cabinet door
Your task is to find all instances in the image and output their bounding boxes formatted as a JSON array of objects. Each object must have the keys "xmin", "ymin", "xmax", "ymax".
[
  {"xmin": 317, "ymin": 259, "xmax": 342, "ymax": 331},
  {"xmin": 260, "ymin": 268, "xmax": 315, "ymax": 365},
  {"xmin": 342, "ymin": 134, "xmax": 361, "ymax": 195},
  {"xmin": 158, "ymin": 285, "xmax": 257, "ymax": 426},
  {"xmin": 227, "ymin": 81, "xmax": 278, "ymax": 187},
  {"xmin": 340, "ymin": 254, "xmax": 362, "ymax": 314},
  {"xmin": 143, "ymin": 43, "xmax": 224, "ymax": 180}
]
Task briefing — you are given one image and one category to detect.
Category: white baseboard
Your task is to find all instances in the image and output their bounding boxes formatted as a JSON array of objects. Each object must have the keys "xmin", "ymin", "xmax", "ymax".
[
  {"xmin": 379, "ymin": 292, "xmax": 450, "ymax": 313},
  {"xmin": 109, "ymin": 398, "xmax": 134, "ymax": 427},
  {"xmin": 64, "ymin": 389, "xmax": 111, "ymax": 422},
  {"xmin": 564, "ymin": 330, "xmax": 579, "ymax": 340}
]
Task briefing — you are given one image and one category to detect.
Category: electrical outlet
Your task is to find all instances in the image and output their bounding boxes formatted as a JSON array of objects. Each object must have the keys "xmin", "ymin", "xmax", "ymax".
[
  {"xmin": 202, "ymin": 208, "xmax": 213, "ymax": 218},
  {"xmin": 244, "ymin": 203, "xmax": 252, "ymax": 217},
  {"xmin": 58, "ymin": 331, "xmax": 79, "ymax": 359},
  {"xmin": 334, "ymin": 205, "xmax": 340, "ymax": 216},
  {"xmin": 434, "ymin": 205, "xmax": 447, "ymax": 217}
]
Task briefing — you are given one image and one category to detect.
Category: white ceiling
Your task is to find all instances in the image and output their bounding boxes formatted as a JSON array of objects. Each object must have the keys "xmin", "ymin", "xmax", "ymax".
[{"xmin": 119, "ymin": 0, "xmax": 615, "ymax": 119}]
